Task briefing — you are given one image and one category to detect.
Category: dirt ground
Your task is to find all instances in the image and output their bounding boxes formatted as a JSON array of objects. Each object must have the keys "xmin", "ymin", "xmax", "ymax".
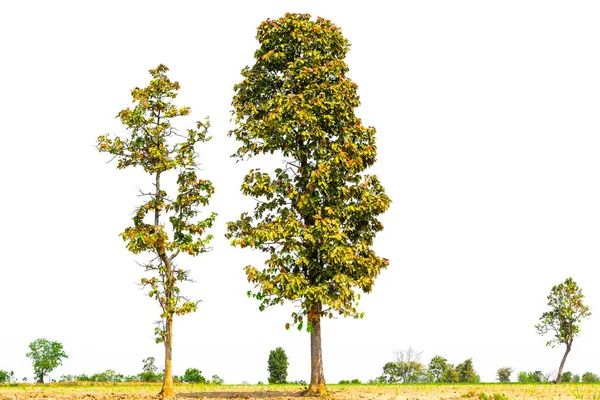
[{"xmin": 0, "ymin": 383, "xmax": 597, "ymax": 400}]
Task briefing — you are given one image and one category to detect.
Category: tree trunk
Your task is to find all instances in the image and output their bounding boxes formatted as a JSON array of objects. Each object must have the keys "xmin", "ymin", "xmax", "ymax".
[
  {"xmin": 555, "ymin": 343, "xmax": 571, "ymax": 383},
  {"xmin": 159, "ymin": 316, "xmax": 174, "ymax": 397},
  {"xmin": 306, "ymin": 304, "xmax": 326, "ymax": 396}
]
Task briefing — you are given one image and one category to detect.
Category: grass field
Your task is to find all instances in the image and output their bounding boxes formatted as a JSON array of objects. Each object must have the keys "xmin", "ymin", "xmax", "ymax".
[{"xmin": 1, "ymin": 383, "xmax": 600, "ymax": 400}]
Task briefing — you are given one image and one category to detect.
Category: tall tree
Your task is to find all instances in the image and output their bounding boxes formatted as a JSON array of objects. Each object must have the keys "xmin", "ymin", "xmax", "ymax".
[
  {"xmin": 535, "ymin": 277, "xmax": 591, "ymax": 383},
  {"xmin": 25, "ymin": 338, "xmax": 68, "ymax": 383},
  {"xmin": 97, "ymin": 65, "xmax": 216, "ymax": 397},
  {"xmin": 227, "ymin": 13, "xmax": 390, "ymax": 395}
]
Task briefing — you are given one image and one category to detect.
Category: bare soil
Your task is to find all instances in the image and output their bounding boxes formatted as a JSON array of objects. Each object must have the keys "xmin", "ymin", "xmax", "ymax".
[{"xmin": 0, "ymin": 383, "xmax": 596, "ymax": 400}]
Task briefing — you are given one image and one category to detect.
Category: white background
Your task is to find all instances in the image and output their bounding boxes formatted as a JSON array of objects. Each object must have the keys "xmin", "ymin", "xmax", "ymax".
[{"xmin": 1, "ymin": 0, "xmax": 599, "ymax": 384}]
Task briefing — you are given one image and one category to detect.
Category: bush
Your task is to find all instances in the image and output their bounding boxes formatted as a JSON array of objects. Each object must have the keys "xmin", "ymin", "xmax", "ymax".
[
  {"xmin": 496, "ymin": 367, "xmax": 513, "ymax": 383},
  {"xmin": 517, "ymin": 371, "xmax": 544, "ymax": 383},
  {"xmin": 181, "ymin": 368, "xmax": 206, "ymax": 383},
  {"xmin": 456, "ymin": 359, "xmax": 479, "ymax": 383},
  {"xmin": 338, "ymin": 379, "xmax": 361, "ymax": 384},
  {"xmin": 268, "ymin": 347, "xmax": 289, "ymax": 384},
  {"xmin": 211, "ymin": 375, "xmax": 224, "ymax": 385},
  {"xmin": 582, "ymin": 372, "xmax": 600, "ymax": 383},
  {"xmin": 561, "ymin": 371, "xmax": 573, "ymax": 383},
  {"xmin": 0, "ymin": 370, "xmax": 13, "ymax": 383}
]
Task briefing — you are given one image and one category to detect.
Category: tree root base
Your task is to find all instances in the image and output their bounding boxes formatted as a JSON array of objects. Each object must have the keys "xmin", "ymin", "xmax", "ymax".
[{"xmin": 304, "ymin": 383, "xmax": 327, "ymax": 397}]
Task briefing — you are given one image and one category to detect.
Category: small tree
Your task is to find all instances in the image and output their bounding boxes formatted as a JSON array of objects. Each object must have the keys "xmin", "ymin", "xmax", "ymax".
[
  {"xmin": 496, "ymin": 367, "xmax": 513, "ymax": 383},
  {"xmin": 428, "ymin": 356, "xmax": 448, "ymax": 383},
  {"xmin": 97, "ymin": 65, "xmax": 216, "ymax": 397},
  {"xmin": 535, "ymin": 277, "xmax": 591, "ymax": 383},
  {"xmin": 139, "ymin": 357, "xmax": 162, "ymax": 382},
  {"xmin": 582, "ymin": 372, "xmax": 600, "ymax": 383},
  {"xmin": 181, "ymin": 368, "xmax": 206, "ymax": 383},
  {"xmin": 561, "ymin": 371, "xmax": 573, "ymax": 383},
  {"xmin": 456, "ymin": 359, "xmax": 479, "ymax": 383},
  {"xmin": 227, "ymin": 13, "xmax": 390, "ymax": 396},
  {"xmin": 268, "ymin": 347, "xmax": 289, "ymax": 384},
  {"xmin": 382, "ymin": 347, "xmax": 425, "ymax": 383},
  {"xmin": 25, "ymin": 338, "xmax": 68, "ymax": 383},
  {"xmin": 211, "ymin": 375, "xmax": 224, "ymax": 385},
  {"xmin": 0, "ymin": 370, "xmax": 14, "ymax": 383}
]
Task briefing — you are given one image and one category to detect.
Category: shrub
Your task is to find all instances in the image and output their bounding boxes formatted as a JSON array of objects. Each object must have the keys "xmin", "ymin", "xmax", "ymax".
[
  {"xmin": 582, "ymin": 372, "xmax": 600, "ymax": 383},
  {"xmin": 268, "ymin": 347, "xmax": 289, "ymax": 384},
  {"xmin": 0, "ymin": 370, "xmax": 13, "ymax": 383},
  {"xmin": 456, "ymin": 359, "xmax": 479, "ymax": 383},
  {"xmin": 561, "ymin": 371, "xmax": 573, "ymax": 383},
  {"xmin": 517, "ymin": 371, "xmax": 543, "ymax": 383},
  {"xmin": 338, "ymin": 379, "xmax": 361, "ymax": 384},
  {"xmin": 496, "ymin": 367, "xmax": 513, "ymax": 383},
  {"xmin": 181, "ymin": 368, "xmax": 206, "ymax": 383},
  {"xmin": 289, "ymin": 380, "xmax": 307, "ymax": 385},
  {"xmin": 211, "ymin": 375, "xmax": 224, "ymax": 385}
]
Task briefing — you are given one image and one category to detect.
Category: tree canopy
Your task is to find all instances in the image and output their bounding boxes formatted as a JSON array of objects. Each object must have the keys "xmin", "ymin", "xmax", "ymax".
[
  {"xmin": 227, "ymin": 13, "xmax": 390, "ymax": 395},
  {"xmin": 25, "ymin": 338, "xmax": 68, "ymax": 383}
]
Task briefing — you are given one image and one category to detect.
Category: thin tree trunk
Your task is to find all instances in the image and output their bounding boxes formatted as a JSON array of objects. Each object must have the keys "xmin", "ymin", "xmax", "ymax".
[
  {"xmin": 555, "ymin": 343, "xmax": 571, "ymax": 383},
  {"xmin": 160, "ymin": 316, "xmax": 174, "ymax": 397},
  {"xmin": 306, "ymin": 303, "xmax": 326, "ymax": 396}
]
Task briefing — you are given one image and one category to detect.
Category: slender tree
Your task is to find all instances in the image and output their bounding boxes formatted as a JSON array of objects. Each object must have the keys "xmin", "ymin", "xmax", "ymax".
[
  {"xmin": 227, "ymin": 13, "xmax": 390, "ymax": 395},
  {"xmin": 535, "ymin": 277, "xmax": 591, "ymax": 383},
  {"xmin": 97, "ymin": 65, "xmax": 216, "ymax": 397}
]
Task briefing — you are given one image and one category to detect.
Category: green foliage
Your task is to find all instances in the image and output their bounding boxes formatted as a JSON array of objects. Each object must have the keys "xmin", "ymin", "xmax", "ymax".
[
  {"xmin": 143, "ymin": 357, "xmax": 157, "ymax": 373},
  {"xmin": 226, "ymin": 12, "xmax": 390, "ymax": 331},
  {"xmin": 382, "ymin": 361, "xmax": 425, "ymax": 383},
  {"xmin": 288, "ymin": 380, "xmax": 307, "ymax": 385},
  {"xmin": 582, "ymin": 372, "xmax": 600, "ymax": 383},
  {"xmin": 338, "ymin": 379, "xmax": 361, "ymax": 384},
  {"xmin": 211, "ymin": 374, "xmax": 224, "ymax": 385},
  {"xmin": 138, "ymin": 357, "xmax": 163, "ymax": 382},
  {"xmin": 456, "ymin": 359, "xmax": 479, "ymax": 383},
  {"xmin": 441, "ymin": 365, "xmax": 460, "ymax": 383},
  {"xmin": 535, "ymin": 277, "xmax": 591, "ymax": 349},
  {"xmin": 25, "ymin": 338, "xmax": 68, "ymax": 383},
  {"xmin": 181, "ymin": 368, "xmax": 206, "ymax": 383},
  {"xmin": 496, "ymin": 367, "xmax": 513, "ymax": 383},
  {"xmin": 428, "ymin": 356, "xmax": 450, "ymax": 383},
  {"xmin": 562, "ymin": 371, "xmax": 573, "ymax": 383},
  {"xmin": 517, "ymin": 371, "xmax": 544, "ymax": 383},
  {"xmin": 59, "ymin": 374, "xmax": 74, "ymax": 382},
  {"xmin": 368, "ymin": 376, "xmax": 388, "ymax": 384},
  {"xmin": 0, "ymin": 370, "xmax": 13, "ymax": 383},
  {"xmin": 97, "ymin": 64, "xmax": 216, "ymax": 342},
  {"xmin": 267, "ymin": 347, "xmax": 289, "ymax": 384},
  {"xmin": 89, "ymin": 370, "xmax": 124, "ymax": 383}
]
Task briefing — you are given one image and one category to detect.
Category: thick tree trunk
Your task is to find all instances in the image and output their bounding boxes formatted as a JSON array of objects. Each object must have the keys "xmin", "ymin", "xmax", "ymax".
[
  {"xmin": 159, "ymin": 317, "xmax": 175, "ymax": 397},
  {"xmin": 555, "ymin": 343, "xmax": 571, "ymax": 383},
  {"xmin": 306, "ymin": 304, "xmax": 326, "ymax": 396}
]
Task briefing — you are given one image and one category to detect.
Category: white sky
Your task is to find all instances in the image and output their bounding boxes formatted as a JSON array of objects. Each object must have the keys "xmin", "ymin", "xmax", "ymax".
[{"xmin": 1, "ymin": 0, "xmax": 600, "ymax": 385}]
